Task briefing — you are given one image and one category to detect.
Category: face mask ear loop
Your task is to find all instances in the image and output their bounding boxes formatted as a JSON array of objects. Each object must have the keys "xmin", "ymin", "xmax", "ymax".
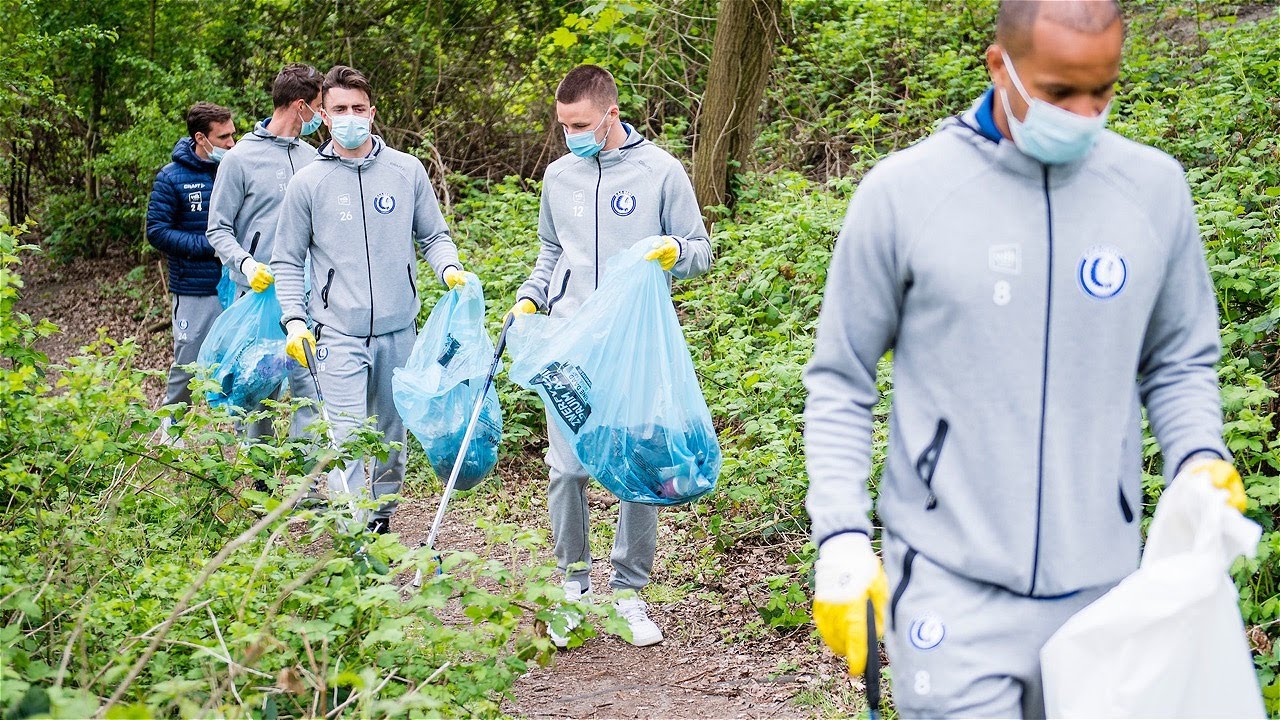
[{"xmin": 1001, "ymin": 50, "xmax": 1034, "ymax": 106}]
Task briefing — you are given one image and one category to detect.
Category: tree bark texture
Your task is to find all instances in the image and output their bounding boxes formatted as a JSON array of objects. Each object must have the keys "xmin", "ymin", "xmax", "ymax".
[{"xmin": 692, "ymin": 0, "xmax": 782, "ymax": 222}]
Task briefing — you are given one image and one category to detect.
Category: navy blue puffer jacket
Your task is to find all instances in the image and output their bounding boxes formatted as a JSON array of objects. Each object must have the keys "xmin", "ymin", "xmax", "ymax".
[{"xmin": 146, "ymin": 138, "xmax": 221, "ymax": 295}]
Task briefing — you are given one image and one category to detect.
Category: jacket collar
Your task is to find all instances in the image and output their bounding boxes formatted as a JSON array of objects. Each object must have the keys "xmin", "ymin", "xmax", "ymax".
[
  {"xmin": 315, "ymin": 135, "xmax": 386, "ymax": 170},
  {"xmin": 250, "ymin": 118, "xmax": 304, "ymax": 148},
  {"xmin": 947, "ymin": 93, "xmax": 1091, "ymax": 186},
  {"xmin": 171, "ymin": 137, "xmax": 218, "ymax": 172},
  {"xmin": 586, "ymin": 122, "xmax": 646, "ymax": 169}
]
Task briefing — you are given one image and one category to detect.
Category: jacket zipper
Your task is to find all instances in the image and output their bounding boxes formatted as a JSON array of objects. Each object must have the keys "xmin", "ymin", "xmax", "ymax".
[
  {"xmin": 286, "ymin": 145, "xmax": 295, "ymax": 174},
  {"xmin": 248, "ymin": 231, "xmax": 261, "ymax": 257},
  {"xmin": 594, "ymin": 155, "xmax": 602, "ymax": 288},
  {"xmin": 321, "ymin": 268, "xmax": 335, "ymax": 308},
  {"xmin": 889, "ymin": 547, "xmax": 918, "ymax": 631},
  {"xmin": 1029, "ymin": 165, "xmax": 1054, "ymax": 596},
  {"xmin": 914, "ymin": 419, "xmax": 949, "ymax": 510},
  {"xmin": 407, "ymin": 263, "xmax": 417, "ymax": 299},
  {"xmin": 357, "ymin": 166, "xmax": 375, "ymax": 343},
  {"xmin": 546, "ymin": 269, "xmax": 572, "ymax": 315}
]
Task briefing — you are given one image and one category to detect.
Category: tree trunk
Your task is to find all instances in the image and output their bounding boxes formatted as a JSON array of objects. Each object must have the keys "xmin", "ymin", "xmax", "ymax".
[{"xmin": 692, "ymin": 0, "xmax": 782, "ymax": 224}]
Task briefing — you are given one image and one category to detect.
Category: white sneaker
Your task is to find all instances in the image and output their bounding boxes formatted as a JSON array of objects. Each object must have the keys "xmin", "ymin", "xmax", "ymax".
[
  {"xmin": 548, "ymin": 581, "xmax": 592, "ymax": 649},
  {"xmin": 614, "ymin": 596, "xmax": 663, "ymax": 647}
]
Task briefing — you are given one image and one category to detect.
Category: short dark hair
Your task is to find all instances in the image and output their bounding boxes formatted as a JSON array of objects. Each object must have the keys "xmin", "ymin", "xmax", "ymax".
[
  {"xmin": 271, "ymin": 63, "xmax": 322, "ymax": 109},
  {"xmin": 555, "ymin": 65, "xmax": 618, "ymax": 108},
  {"xmin": 322, "ymin": 65, "xmax": 374, "ymax": 105},
  {"xmin": 186, "ymin": 102, "xmax": 232, "ymax": 139},
  {"xmin": 997, "ymin": 0, "xmax": 1123, "ymax": 58}
]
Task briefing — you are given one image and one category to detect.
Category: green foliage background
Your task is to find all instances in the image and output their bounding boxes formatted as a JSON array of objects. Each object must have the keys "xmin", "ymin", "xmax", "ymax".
[{"xmin": 1, "ymin": 0, "xmax": 1278, "ymax": 716}]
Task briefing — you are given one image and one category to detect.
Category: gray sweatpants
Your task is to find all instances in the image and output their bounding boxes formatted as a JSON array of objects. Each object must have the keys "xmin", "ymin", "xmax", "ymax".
[
  {"xmin": 547, "ymin": 419, "xmax": 657, "ymax": 592},
  {"xmin": 165, "ymin": 294, "xmax": 223, "ymax": 407},
  {"xmin": 882, "ymin": 531, "xmax": 1114, "ymax": 719},
  {"xmin": 315, "ymin": 326, "xmax": 415, "ymax": 520}
]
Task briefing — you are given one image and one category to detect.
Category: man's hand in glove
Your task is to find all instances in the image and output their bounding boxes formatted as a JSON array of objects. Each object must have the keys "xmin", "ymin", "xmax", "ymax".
[
  {"xmin": 241, "ymin": 258, "xmax": 274, "ymax": 293},
  {"xmin": 643, "ymin": 236, "xmax": 679, "ymax": 271},
  {"xmin": 1176, "ymin": 457, "xmax": 1247, "ymax": 512},
  {"xmin": 285, "ymin": 320, "xmax": 317, "ymax": 368},
  {"xmin": 505, "ymin": 298, "xmax": 537, "ymax": 323},
  {"xmin": 812, "ymin": 532, "xmax": 889, "ymax": 675},
  {"xmin": 443, "ymin": 266, "xmax": 468, "ymax": 289}
]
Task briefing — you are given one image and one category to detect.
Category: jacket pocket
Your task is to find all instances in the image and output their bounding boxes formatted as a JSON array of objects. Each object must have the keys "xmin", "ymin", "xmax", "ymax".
[
  {"xmin": 1118, "ymin": 484, "xmax": 1135, "ymax": 523},
  {"xmin": 889, "ymin": 547, "xmax": 918, "ymax": 631},
  {"xmin": 914, "ymin": 419, "xmax": 949, "ymax": 510},
  {"xmin": 406, "ymin": 263, "xmax": 417, "ymax": 299},
  {"xmin": 248, "ymin": 231, "xmax": 261, "ymax": 256},
  {"xmin": 321, "ymin": 268, "xmax": 335, "ymax": 309},
  {"xmin": 546, "ymin": 268, "xmax": 572, "ymax": 315}
]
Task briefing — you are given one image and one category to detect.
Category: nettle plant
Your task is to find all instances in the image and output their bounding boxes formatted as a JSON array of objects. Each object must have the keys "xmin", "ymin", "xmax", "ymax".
[{"xmin": 0, "ymin": 227, "xmax": 620, "ymax": 718}]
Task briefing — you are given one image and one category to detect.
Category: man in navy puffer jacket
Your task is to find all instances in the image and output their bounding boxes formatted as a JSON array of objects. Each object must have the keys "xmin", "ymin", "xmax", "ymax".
[{"xmin": 147, "ymin": 102, "xmax": 236, "ymax": 426}]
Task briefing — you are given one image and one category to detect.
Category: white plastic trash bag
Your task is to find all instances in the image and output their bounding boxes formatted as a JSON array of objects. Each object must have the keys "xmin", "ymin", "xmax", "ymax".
[{"xmin": 1041, "ymin": 473, "xmax": 1265, "ymax": 718}]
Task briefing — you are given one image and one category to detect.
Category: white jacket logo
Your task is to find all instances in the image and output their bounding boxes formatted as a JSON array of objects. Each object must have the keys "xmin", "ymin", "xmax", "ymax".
[
  {"xmin": 1078, "ymin": 246, "xmax": 1127, "ymax": 299},
  {"xmin": 373, "ymin": 193, "xmax": 396, "ymax": 214},
  {"xmin": 610, "ymin": 190, "xmax": 636, "ymax": 217}
]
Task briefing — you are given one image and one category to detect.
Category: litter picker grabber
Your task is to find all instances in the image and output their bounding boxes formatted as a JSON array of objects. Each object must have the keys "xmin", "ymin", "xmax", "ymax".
[
  {"xmin": 867, "ymin": 598, "xmax": 881, "ymax": 720},
  {"xmin": 300, "ymin": 341, "xmax": 365, "ymax": 530},
  {"xmin": 412, "ymin": 314, "xmax": 513, "ymax": 588}
]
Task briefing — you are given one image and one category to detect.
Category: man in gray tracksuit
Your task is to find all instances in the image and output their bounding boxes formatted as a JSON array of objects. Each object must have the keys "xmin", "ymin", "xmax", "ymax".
[
  {"xmin": 207, "ymin": 63, "xmax": 324, "ymax": 438},
  {"xmin": 509, "ymin": 65, "xmax": 711, "ymax": 647},
  {"xmin": 805, "ymin": 3, "xmax": 1247, "ymax": 717},
  {"xmin": 273, "ymin": 65, "xmax": 465, "ymax": 535}
]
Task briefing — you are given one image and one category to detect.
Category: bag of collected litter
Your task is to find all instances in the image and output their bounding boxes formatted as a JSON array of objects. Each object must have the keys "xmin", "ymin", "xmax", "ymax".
[
  {"xmin": 197, "ymin": 285, "xmax": 295, "ymax": 413},
  {"xmin": 392, "ymin": 273, "xmax": 502, "ymax": 491},
  {"xmin": 1040, "ymin": 472, "xmax": 1265, "ymax": 718},
  {"xmin": 507, "ymin": 238, "xmax": 721, "ymax": 505}
]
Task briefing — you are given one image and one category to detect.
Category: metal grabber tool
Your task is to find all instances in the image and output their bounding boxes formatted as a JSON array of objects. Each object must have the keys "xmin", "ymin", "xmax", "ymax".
[
  {"xmin": 412, "ymin": 314, "xmax": 513, "ymax": 588},
  {"xmin": 867, "ymin": 598, "xmax": 882, "ymax": 720}
]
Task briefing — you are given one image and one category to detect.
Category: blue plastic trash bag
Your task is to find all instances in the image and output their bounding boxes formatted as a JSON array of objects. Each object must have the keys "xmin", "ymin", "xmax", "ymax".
[
  {"xmin": 507, "ymin": 239, "xmax": 721, "ymax": 505},
  {"xmin": 197, "ymin": 285, "xmax": 295, "ymax": 413},
  {"xmin": 216, "ymin": 265, "xmax": 236, "ymax": 309},
  {"xmin": 392, "ymin": 273, "xmax": 502, "ymax": 491}
]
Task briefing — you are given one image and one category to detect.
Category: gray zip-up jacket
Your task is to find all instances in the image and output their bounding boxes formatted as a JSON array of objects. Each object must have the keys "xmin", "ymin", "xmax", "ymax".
[
  {"xmin": 517, "ymin": 124, "xmax": 712, "ymax": 317},
  {"xmin": 272, "ymin": 136, "xmax": 461, "ymax": 337},
  {"xmin": 207, "ymin": 119, "xmax": 317, "ymax": 288},
  {"xmin": 805, "ymin": 99, "xmax": 1228, "ymax": 597}
]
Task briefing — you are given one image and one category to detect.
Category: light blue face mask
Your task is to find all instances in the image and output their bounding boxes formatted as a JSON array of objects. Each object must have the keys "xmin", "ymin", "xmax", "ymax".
[
  {"xmin": 202, "ymin": 138, "xmax": 226, "ymax": 163},
  {"xmin": 329, "ymin": 113, "xmax": 371, "ymax": 150},
  {"xmin": 563, "ymin": 111, "xmax": 611, "ymax": 158},
  {"xmin": 299, "ymin": 102, "xmax": 323, "ymax": 136},
  {"xmin": 999, "ymin": 51, "xmax": 1110, "ymax": 165}
]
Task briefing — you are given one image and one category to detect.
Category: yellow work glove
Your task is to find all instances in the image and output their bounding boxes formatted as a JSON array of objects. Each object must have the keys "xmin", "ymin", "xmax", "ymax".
[
  {"xmin": 443, "ymin": 266, "xmax": 468, "ymax": 289},
  {"xmin": 240, "ymin": 258, "xmax": 274, "ymax": 293},
  {"xmin": 812, "ymin": 533, "xmax": 889, "ymax": 675},
  {"xmin": 643, "ymin": 236, "xmax": 679, "ymax": 271},
  {"xmin": 1176, "ymin": 457, "xmax": 1247, "ymax": 512},
  {"xmin": 285, "ymin": 320, "xmax": 317, "ymax": 368},
  {"xmin": 505, "ymin": 298, "xmax": 537, "ymax": 323}
]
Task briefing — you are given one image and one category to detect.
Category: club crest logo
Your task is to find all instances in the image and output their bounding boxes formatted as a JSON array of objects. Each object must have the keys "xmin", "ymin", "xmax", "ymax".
[
  {"xmin": 316, "ymin": 347, "xmax": 329, "ymax": 361},
  {"xmin": 909, "ymin": 613, "xmax": 946, "ymax": 650},
  {"xmin": 531, "ymin": 361, "xmax": 593, "ymax": 433},
  {"xmin": 337, "ymin": 193, "xmax": 351, "ymax": 206},
  {"xmin": 276, "ymin": 169, "xmax": 287, "ymax": 180},
  {"xmin": 610, "ymin": 190, "xmax": 636, "ymax": 217},
  {"xmin": 1078, "ymin": 245, "xmax": 1128, "ymax": 300},
  {"xmin": 178, "ymin": 319, "xmax": 189, "ymax": 330},
  {"xmin": 373, "ymin": 193, "xmax": 396, "ymax": 214}
]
